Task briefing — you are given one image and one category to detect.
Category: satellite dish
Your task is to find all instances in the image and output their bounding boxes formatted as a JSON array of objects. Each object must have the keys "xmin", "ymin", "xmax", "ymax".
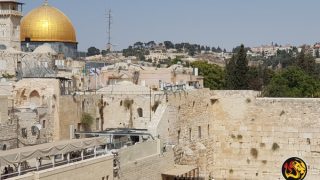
[{"xmin": 29, "ymin": 103, "xmax": 36, "ymax": 110}]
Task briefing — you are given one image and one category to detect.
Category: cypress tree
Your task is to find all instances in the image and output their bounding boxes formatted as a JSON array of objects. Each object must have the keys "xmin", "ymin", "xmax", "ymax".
[
  {"xmin": 296, "ymin": 49, "xmax": 315, "ymax": 76},
  {"xmin": 225, "ymin": 44, "xmax": 249, "ymax": 89}
]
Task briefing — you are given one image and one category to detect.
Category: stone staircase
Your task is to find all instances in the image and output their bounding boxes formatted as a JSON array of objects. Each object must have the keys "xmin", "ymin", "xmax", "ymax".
[{"xmin": 148, "ymin": 103, "xmax": 168, "ymax": 137}]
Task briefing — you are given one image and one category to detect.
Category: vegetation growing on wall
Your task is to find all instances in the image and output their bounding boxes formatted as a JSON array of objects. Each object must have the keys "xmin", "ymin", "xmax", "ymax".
[{"xmin": 81, "ymin": 112, "xmax": 94, "ymax": 130}]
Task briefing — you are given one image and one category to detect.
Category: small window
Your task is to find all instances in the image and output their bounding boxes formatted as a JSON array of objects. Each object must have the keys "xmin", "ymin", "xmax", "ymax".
[
  {"xmin": 198, "ymin": 126, "xmax": 201, "ymax": 139},
  {"xmin": 21, "ymin": 128, "xmax": 27, "ymax": 138},
  {"xmin": 31, "ymin": 126, "xmax": 38, "ymax": 136},
  {"xmin": 207, "ymin": 124, "xmax": 210, "ymax": 136},
  {"xmin": 2, "ymin": 144, "xmax": 7, "ymax": 151},
  {"xmin": 177, "ymin": 130, "xmax": 181, "ymax": 144},
  {"xmin": 106, "ymin": 175, "xmax": 109, "ymax": 180},
  {"xmin": 189, "ymin": 128, "xmax": 192, "ymax": 141},
  {"xmin": 137, "ymin": 108, "xmax": 143, "ymax": 117},
  {"xmin": 42, "ymin": 120, "xmax": 46, "ymax": 128}
]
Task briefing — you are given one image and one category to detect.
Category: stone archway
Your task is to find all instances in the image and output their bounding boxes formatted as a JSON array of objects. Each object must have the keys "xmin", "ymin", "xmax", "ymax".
[{"xmin": 29, "ymin": 90, "xmax": 41, "ymax": 106}]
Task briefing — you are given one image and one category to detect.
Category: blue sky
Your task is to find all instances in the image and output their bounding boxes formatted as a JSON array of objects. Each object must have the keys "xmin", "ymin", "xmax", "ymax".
[{"xmin": 22, "ymin": 0, "xmax": 320, "ymax": 51}]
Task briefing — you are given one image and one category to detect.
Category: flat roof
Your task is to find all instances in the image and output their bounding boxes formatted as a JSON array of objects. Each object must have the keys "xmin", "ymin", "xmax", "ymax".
[
  {"xmin": 162, "ymin": 165, "xmax": 198, "ymax": 176},
  {"xmin": 0, "ymin": 1, "xmax": 24, "ymax": 4}
]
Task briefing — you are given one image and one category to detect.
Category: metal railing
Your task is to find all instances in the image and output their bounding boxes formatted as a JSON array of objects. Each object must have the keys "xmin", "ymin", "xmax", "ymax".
[{"xmin": 0, "ymin": 148, "xmax": 107, "ymax": 179}]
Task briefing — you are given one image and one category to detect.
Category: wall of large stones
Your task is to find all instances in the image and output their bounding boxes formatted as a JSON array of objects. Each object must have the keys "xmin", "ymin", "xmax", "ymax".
[
  {"xmin": 165, "ymin": 89, "xmax": 215, "ymax": 178},
  {"xmin": 167, "ymin": 89, "xmax": 320, "ymax": 179},
  {"xmin": 58, "ymin": 95, "xmax": 100, "ymax": 140},
  {"xmin": 102, "ymin": 93, "xmax": 164, "ymax": 129}
]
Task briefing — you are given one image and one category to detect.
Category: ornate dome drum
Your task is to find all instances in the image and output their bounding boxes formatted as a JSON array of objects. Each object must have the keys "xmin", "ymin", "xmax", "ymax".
[{"xmin": 20, "ymin": 2, "xmax": 78, "ymax": 58}]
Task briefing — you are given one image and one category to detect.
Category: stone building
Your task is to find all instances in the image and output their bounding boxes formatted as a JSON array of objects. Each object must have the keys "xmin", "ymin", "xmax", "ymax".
[
  {"xmin": 0, "ymin": 0, "xmax": 23, "ymax": 50},
  {"xmin": 88, "ymin": 62, "xmax": 203, "ymax": 91},
  {"xmin": 97, "ymin": 81, "xmax": 165, "ymax": 130}
]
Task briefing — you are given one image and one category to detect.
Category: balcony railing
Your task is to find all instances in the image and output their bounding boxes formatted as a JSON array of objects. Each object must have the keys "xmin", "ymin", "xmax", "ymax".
[{"xmin": 0, "ymin": 10, "xmax": 22, "ymax": 16}]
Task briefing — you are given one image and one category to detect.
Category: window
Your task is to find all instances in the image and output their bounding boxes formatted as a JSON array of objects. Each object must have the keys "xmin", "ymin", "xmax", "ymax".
[
  {"xmin": 42, "ymin": 120, "xmax": 46, "ymax": 128},
  {"xmin": 137, "ymin": 108, "xmax": 143, "ymax": 117},
  {"xmin": 2, "ymin": 144, "xmax": 6, "ymax": 151},
  {"xmin": 29, "ymin": 90, "xmax": 40, "ymax": 106},
  {"xmin": 198, "ymin": 126, "xmax": 201, "ymax": 139},
  {"xmin": 21, "ymin": 128, "xmax": 27, "ymax": 138},
  {"xmin": 207, "ymin": 124, "xmax": 210, "ymax": 136},
  {"xmin": 31, "ymin": 126, "xmax": 38, "ymax": 136},
  {"xmin": 189, "ymin": 128, "xmax": 192, "ymax": 141},
  {"xmin": 177, "ymin": 130, "xmax": 180, "ymax": 144}
]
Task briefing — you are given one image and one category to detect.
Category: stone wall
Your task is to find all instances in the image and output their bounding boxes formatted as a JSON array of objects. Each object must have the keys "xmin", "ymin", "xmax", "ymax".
[
  {"xmin": 0, "ymin": 122, "xmax": 17, "ymax": 150},
  {"xmin": 58, "ymin": 95, "xmax": 100, "ymax": 140},
  {"xmin": 102, "ymin": 93, "xmax": 165, "ymax": 129},
  {"xmin": 0, "ymin": 96, "xmax": 8, "ymax": 123},
  {"xmin": 165, "ymin": 89, "xmax": 320, "ymax": 179}
]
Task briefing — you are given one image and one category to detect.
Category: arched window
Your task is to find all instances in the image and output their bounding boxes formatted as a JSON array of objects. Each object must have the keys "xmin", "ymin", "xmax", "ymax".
[
  {"xmin": 29, "ymin": 90, "xmax": 41, "ymax": 106},
  {"xmin": 31, "ymin": 126, "xmax": 38, "ymax": 136},
  {"xmin": 2, "ymin": 144, "xmax": 6, "ymax": 151},
  {"xmin": 137, "ymin": 108, "xmax": 143, "ymax": 117}
]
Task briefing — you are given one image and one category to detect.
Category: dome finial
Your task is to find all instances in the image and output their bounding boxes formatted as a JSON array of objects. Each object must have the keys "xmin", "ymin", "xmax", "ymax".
[{"xmin": 44, "ymin": 0, "xmax": 48, "ymax": 5}]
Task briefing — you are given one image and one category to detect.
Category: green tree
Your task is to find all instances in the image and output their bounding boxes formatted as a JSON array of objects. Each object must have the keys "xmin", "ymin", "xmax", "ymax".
[
  {"xmin": 295, "ymin": 50, "xmax": 315, "ymax": 75},
  {"xmin": 263, "ymin": 67, "xmax": 320, "ymax": 97},
  {"xmin": 191, "ymin": 61, "xmax": 225, "ymax": 90},
  {"xmin": 164, "ymin": 41, "xmax": 174, "ymax": 49},
  {"xmin": 87, "ymin": 47, "xmax": 100, "ymax": 56},
  {"xmin": 101, "ymin": 50, "xmax": 108, "ymax": 56},
  {"xmin": 133, "ymin": 41, "xmax": 144, "ymax": 49},
  {"xmin": 217, "ymin": 46, "xmax": 222, "ymax": 53},
  {"xmin": 225, "ymin": 44, "xmax": 249, "ymax": 89}
]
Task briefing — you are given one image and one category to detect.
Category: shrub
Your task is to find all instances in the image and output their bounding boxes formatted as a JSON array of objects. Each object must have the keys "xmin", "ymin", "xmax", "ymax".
[
  {"xmin": 237, "ymin": 135, "xmax": 243, "ymax": 140},
  {"xmin": 272, "ymin": 143, "xmax": 280, "ymax": 151},
  {"xmin": 81, "ymin": 112, "xmax": 94, "ymax": 126},
  {"xmin": 250, "ymin": 148, "xmax": 258, "ymax": 159},
  {"xmin": 123, "ymin": 99, "xmax": 134, "ymax": 110}
]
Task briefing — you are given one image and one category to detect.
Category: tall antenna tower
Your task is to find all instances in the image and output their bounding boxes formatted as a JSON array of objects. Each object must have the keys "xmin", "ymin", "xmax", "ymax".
[{"xmin": 106, "ymin": 9, "xmax": 112, "ymax": 52}]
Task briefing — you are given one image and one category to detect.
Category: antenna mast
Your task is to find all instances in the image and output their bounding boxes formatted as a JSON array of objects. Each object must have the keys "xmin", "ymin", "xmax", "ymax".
[{"xmin": 106, "ymin": 9, "xmax": 112, "ymax": 52}]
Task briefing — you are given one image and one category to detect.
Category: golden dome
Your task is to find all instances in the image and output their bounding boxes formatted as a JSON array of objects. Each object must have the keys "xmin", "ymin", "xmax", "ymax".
[{"xmin": 20, "ymin": 3, "xmax": 77, "ymax": 43}]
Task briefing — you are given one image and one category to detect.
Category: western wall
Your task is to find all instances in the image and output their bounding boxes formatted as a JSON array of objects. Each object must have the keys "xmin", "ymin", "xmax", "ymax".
[{"xmin": 160, "ymin": 89, "xmax": 320, "ymax": 179}]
